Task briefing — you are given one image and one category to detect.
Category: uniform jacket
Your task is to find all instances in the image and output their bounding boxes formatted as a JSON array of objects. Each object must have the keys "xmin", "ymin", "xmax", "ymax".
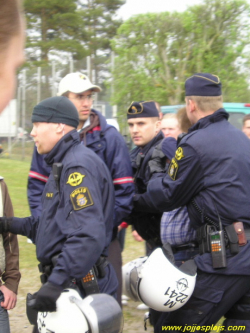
[
  {"xmin": 28, "ymin": 109, "xmax": 134, "ymax": 230},
  {"xmin": 134, "ymin": 109, "xmax": 250, "ymax": 275},
  {"xmin": 129, "ymin": 131, "xmax": 164, "ymax": 241},
  {"xmin": 11, "ymin": 131, "xmax": 115, "ymax": 288},
  {"xmin": 0, "ymin": 178, "xmax": 20, "ymax": 294}
]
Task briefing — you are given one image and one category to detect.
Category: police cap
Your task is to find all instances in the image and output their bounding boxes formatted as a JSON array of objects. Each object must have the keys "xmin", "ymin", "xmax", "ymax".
[
  {"xmin": 185, "ymin": 73, "xmax": 222, "ymax": 97},
  {"xmin": 127, "ymin": 101, "xmax": 159, "ymax": 119}
]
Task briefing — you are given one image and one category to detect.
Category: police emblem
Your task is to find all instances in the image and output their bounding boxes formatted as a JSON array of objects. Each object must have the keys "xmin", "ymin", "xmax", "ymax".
[
  {"xmin": 175, "ymin": 147, "xmax": 184, "ymax": 161},
  {"xmin": 176, "ymin": 278, "xmax": 188, "ymax": 292},
  {"xmin": 67, "ymin": 172, "xmax": 85, "ymax": 186},
  {"xmin": 168, "ymin": 158, "xmax": 178, "ymax": 180},
  {"xmin": 70, "ymin": 187, "xmax": 94, "ymax": 210}
]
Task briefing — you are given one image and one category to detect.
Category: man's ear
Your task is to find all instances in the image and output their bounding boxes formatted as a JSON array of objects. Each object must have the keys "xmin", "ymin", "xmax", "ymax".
[
  {"xmin": 56, "ymin": 123, "xmax": 65, "ymax": 134},
  {"xmin": 186, "ymin": 99, "xmax": 194, "ymax": 112},
  {"xmin": 155, "ymin": 120, "xmax": 161, "ymax": 133}
]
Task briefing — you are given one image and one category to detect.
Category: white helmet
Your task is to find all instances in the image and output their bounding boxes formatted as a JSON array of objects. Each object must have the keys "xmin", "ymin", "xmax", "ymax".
[
  {"xmin": 37, "ymin": 289, "xmax": 123, "ymax": 333},
  {"xmin": 122, "ymin": 256, "xmax": 147, "ymax": 301},
  {"xmin": 122, "ymin": 246, "xmax": 197, "ymax": 312}
]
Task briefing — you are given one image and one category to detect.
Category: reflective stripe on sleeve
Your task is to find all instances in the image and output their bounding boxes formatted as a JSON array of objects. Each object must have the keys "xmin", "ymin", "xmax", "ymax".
[
  {"xmin": 113, "ymin": 177, "xmax": 134, "ymax": 185},
  {"xmin": 29, "ymin": 171, "xmax": 49, "ymax": 183}
]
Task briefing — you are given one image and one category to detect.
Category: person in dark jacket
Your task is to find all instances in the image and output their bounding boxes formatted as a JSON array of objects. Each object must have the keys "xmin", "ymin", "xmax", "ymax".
[
  {"xmin": 127, "ymin": 100, "xmax": 176, "ymax": 323},
  {"xmin": 134, "ymin": 73, "xmax": 250, "ymax": 333},
  {"xmin": 27, "ymin": 72, "xmax": 134, "ymax": 307},
  {"xmin": 127, "ymin": 101, "xmax": 164, "ymax": 247},
  {"xmin": 0, "ymin": 96, "xmax": 118, "ymax": 313}
]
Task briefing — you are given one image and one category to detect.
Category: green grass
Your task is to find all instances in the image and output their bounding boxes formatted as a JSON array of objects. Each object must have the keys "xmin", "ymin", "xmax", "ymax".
[{"xmin": 0, "ymin": 158, "xmax": 223, "ymax": 332}]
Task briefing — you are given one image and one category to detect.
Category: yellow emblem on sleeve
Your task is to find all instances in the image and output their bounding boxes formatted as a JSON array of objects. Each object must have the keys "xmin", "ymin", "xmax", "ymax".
[
  {"xmin": 168, "ymin": 158, "xmax": 178, "ymax": 180},
  {"xmin": 70, "ymin": 187, "xmax": 94, "ymax": 210},
  {"xmin": 67, "ymin": 172, "xmax": 85, "ymax": 186},
  {"xmin": 175, "ymin": 147, "xmax": 185, "ymax": 161}
]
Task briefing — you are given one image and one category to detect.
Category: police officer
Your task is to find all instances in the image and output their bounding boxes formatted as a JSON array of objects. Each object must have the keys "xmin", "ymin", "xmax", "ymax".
[
  {"xmin": 134, "ymin": 73, "xmax": 250, "ymax": 332},
  {"xmin": 127, "ymin": 100, "xmax": 176, "ymax": 324},
  {"xmin": 127, "ymin": 101, "xmax": 163, "ymax": 246},
  {"xmin": 0, "ymin": 96, "xmax": 118, "ymax": 313},
  {"xmin": 27, "ymin": 73, "xmax": 134, "ymax": 307}
]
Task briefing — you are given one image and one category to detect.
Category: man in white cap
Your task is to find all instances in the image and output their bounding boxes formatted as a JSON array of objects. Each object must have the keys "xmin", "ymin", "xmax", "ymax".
[{"xmin": 27, "ymin": 73, "xmax": 134, "ymax": 309}]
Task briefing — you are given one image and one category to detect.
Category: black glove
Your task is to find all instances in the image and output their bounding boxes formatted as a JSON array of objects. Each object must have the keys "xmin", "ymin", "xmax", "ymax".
[
  {"xmin": 148, "ymin": 144, "xmax": 167, "ymax": 176},
  {"xmin": 0, "ymin": 217, "xmax": 12, "ymax": 234},
  {"xmin": 32, "ymin": 282, "xmax": 63, "ymax": 312},
  {"xmin": 131, "ymin": 210, "xmax": 162, "ymax": 242}
]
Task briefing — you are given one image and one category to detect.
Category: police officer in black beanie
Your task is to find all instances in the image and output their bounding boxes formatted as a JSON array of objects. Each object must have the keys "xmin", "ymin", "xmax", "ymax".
[
  {"xmin": 134, "ymin": 74, "xmax": 250, "ymax": 332},
  {"xmin": 0, "ymin": 97, "xmax": 118, "ymax": 315}
]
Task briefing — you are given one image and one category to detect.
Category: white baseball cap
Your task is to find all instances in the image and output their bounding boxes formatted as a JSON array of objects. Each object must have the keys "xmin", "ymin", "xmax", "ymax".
[{"xmin": 57, "ymin": 72, "xmax": 101, "ymax": 96}]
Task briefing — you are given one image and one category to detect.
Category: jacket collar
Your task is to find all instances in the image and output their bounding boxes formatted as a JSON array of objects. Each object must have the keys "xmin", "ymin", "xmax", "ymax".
[
  {"xmin": 140, "ymin": 131, "xmax": 165, "ymax": 155},
  {"xmin": 189, "ymin": 108, "xmax": 229, "ymax": 132},
  {"xmin": 45, "ymin": 130, "xmax": 79, "ymax": 166}
]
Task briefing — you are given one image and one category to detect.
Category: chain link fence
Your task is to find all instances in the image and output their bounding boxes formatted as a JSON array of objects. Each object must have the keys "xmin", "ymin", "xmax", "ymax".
[{"xmin": 0, "ymin": 58, "xmax": 120, "ymax": 160}]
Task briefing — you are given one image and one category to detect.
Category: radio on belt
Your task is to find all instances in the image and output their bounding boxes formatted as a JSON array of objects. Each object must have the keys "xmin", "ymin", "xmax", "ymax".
[{"xmin": 210, "ymin": 200, "xmax": 227, "ymax": 269}]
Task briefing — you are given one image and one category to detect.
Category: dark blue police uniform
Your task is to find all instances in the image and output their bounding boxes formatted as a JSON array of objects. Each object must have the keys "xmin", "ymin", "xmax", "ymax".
[
  {"xmin": 27, "ymin": 109, "xmax": 134, "ymax": 307},
  {"xmin": 11, "ymin": 130, "xmax": 118, "ymax": 296},
  {"xmin": 134, "ymin": 108, "xmax": 250, "ymax": 332},
  {"xmin": 27, "ymin": 109, "xmax": 134, "ymax": 226},
  {"xmin": 129, "ymin": 129, "xmax": 165, "ymax": 245}
]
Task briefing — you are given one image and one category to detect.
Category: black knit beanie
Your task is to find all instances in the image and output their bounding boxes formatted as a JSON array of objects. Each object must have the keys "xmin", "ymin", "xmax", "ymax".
[{"xmin": 32, "ymin": 96, "xmax": 79, "ymax": 128}]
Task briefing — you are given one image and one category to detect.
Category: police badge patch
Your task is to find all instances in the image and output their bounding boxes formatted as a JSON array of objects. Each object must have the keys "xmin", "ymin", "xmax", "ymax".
[
  {"xmin": 168, "ymin": 158, "xmax": 178, "ymax": 180},
  {"xmin": 67, "ymin": 172, "xmax": 85, "ymax": 186},
  {"xmin": 70, "ymin": 187, "xmax": 94, "ymax": 210},
  {"xmin": 175, "ymin": 147, "xmax": 184, "ymax": 161}
]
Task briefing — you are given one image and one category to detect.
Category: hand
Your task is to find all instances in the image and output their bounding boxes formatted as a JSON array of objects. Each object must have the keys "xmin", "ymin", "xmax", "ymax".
[
  {"xmin": 148, "ymin": 144, "xmax": 167, "ymax": 175},
  {"xmin": 132, "ymin": 230, "xmax": 144, "ymax": 242},
  {"xmin": 0, "ymin": 285, "xmax": 17, "ymax": 310},
  {"xmin": 32, "ymin": 282, "xmax": 63, "ymax": 312}
]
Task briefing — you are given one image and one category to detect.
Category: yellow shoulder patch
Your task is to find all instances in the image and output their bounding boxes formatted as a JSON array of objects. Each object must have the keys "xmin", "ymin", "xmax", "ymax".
[
  {"xmin": 168, "ymin": 158, "xmax": 178, "ymax": 180},
  {"xmin": 175, "ymin": 147, "xmax": 184, "ymax": 161},
  {"xmin": 67, "ymin": 172, "xmax": 85, "ymax": 186},
  {"xmin": 70, "ymin": 187, "xmax": 94, "ymax": 210}
]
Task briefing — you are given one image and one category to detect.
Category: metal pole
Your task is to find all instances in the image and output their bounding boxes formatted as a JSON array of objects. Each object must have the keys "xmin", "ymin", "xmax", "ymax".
[
  {"xmin": 87, "ymin": 56, "xmax": 91, "ymax": 79},
  {"xmin": 70, "ymin": 56, "xmax": 74, "ymax": 73},
  {"xmin": 7, "ymin": 104, "xmax": 11, "ymax": 156},
  {"xmin": 52, "ymin": 61, "xmax": 56, "ymax": 96},
  {"xmin": 17, "ymin": 86, "xmax": 21, "ymax": 134},
  {"xmin": 37, "ymin": 67, "xmax": 41, "ymax": 104},
  {"xmin": 21, "ymin": 69, "xmax": 26, "ymax": 160},
  {"xmin": 111, "ymin": 51, "xmax": 117, "ymax": 119}
]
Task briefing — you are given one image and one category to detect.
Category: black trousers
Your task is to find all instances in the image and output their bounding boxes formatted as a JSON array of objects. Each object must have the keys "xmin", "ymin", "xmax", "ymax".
[{"xmin": 107, "ymin": 237, "xmax": 122, "ymax": 307}]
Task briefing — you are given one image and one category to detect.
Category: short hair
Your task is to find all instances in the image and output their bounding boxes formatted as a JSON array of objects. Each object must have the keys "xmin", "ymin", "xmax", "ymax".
[
  {"xmin": 187, "ymin": 95, "xmax": 223, "ymax": 112},
  {"xmin": 243, "ymin": 114, "xmax": 250, "ymax": 125},
  {"xmin": 176, "ymin": 107, "xmax": 192, "ymax": 133},
  {"xmin": 162, "ymin": 113, "xmax": 178, "ymax": 121},
  {"xmin": 0, "ymin": 0, "xmax": 22, "ymax": 55}
]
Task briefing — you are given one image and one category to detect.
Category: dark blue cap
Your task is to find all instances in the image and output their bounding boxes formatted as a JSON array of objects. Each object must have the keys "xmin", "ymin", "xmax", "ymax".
[
  {"xmin": 32, "ymin": 96, "xmax": 79, "ymax": 128},
  {"xmin": 161, "ymin": 137, "xmax": 177, "ymax": 160},
  {"xmin": 185, "ymin": 73, "xmax": 222, "ymax": 96},
  {"xmin": 127, "ymin": 101, "xmax": 159, "ymax": 119}
]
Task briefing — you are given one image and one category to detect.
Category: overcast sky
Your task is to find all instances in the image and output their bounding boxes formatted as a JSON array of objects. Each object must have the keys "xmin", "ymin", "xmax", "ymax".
[{"xmin": 117, "ymin": 0, "xmax": 204, "ymax": 20}]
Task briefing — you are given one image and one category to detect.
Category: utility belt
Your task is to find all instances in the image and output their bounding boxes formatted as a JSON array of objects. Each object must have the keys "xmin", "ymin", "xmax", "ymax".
[
  {"xmin": 38, "ymin": 254, "xmax": 109, "ymax": 296},
  {"xmin": 196, "ymin": 221, "xmax": 250, "ymax": 256},
  {"xmin": 172, "ymin": 242, "xmax": 198, "ymax": 253},
  {"xmin": 26, "ymin": 255, "xmax": 109, "ymax": 326}
]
